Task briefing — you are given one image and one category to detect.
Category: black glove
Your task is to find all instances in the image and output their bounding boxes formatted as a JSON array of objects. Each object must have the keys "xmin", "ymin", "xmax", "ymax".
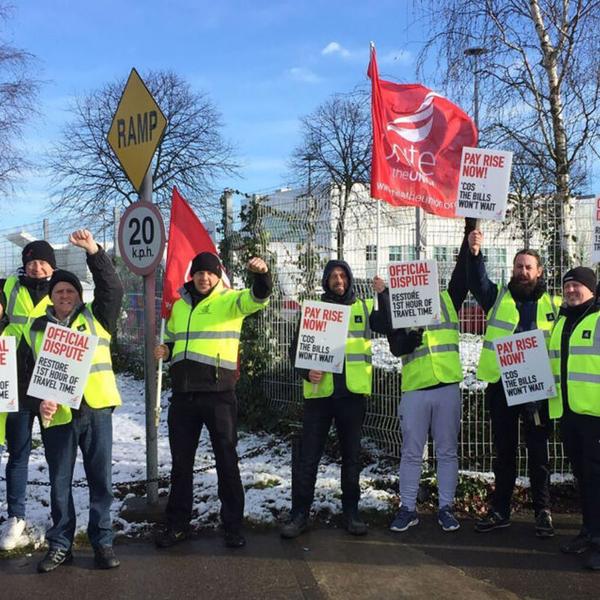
[
  {"xmin": 406, "ymin": 329, "xmax": 424, "ymax": 353},
  {"xmin": 523, "ymin": 401, "xmax": 544, "ymax": 425}
]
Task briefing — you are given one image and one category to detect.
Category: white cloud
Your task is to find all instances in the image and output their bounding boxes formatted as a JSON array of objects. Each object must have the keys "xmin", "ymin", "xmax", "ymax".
[
  {"xmin": 286, "ymin": 67, "xmax": 321, "ymax": 84},
  {"xmin": 321, "ymin": 41, "xmax": 351, "ymax": 58}
]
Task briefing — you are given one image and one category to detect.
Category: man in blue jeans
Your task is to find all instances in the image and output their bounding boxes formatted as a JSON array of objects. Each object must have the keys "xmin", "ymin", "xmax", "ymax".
[
  {"xmin": 0, "ymin": 240, "xmax": 57, "ymax": 551},
  {"xmin": 21, "ymin": 229, "xmax": 123, "ymax": 572}
]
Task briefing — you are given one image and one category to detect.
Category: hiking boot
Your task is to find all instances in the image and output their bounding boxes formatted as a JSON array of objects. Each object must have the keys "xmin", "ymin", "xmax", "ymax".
[
  {"xmin": 37, "ymin": 547, "xmax": 73, "ymax": 573},
  {"xmin": 344, "ymin": 511, "xmax": 368, "ymax": 536},
  {"xmin": 584, "ymin": 544, "xmax": 600, "ymax": 571},
  {"xmin": 154, "ymin": 527, "xmax": 188, "ymax": 548},
  {"xmin": 280, "ymin": 513, "xmax": 309, "ymax": 539},
  {"xmin": 438, "ymin": 505, "xmax": 460, "ymax": 532},
  {"xmin": 390, "ymin": 506, "xmax": 419, "ymax": 532},
  {"xmin": 474, "ymin": 510, "xmax": 510, "ymax": 532},
  {"xmin": 94, "ymin": 545, "xmax": 120, "ymax": 569},
  {"xmin": 560, "ymin": 531, "xmax": 591, "ymax": 555},
  {"xmin": 224, "ymin": 531, "xmax": 246, "ymax": 548},
  {"xmin": 535, "ymin": 510, "xmax": 554, "ymax": 538},
  {"xmin": 0, "ymin": 517, "xmax": 26, "ymax": 551}
]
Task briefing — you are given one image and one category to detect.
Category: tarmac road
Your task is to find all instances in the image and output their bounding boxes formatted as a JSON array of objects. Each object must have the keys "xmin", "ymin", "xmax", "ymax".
[{"xmin": 1, "ymin": 512, "xmax": 597, "ymax": 600}]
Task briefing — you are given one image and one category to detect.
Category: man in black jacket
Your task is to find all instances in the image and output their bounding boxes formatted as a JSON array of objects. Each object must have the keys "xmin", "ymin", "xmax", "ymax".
[
  {"xmin": 22, "ymin": 229, "xmax": 124, "ymax": 572},
  {"xmin": 281, "ymin": 261, "xmax": 388, "ymax": 539},
  {"xmin": 154, "ymin": 253, "xmax": 271, "ymax": 549},
  {"xmin": 0, "ymin": 240, "xmax": 57, "ymax": 551}
]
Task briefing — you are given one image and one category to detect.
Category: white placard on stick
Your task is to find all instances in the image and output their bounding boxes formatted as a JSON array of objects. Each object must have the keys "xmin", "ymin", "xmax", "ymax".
[
  {"xmin": 590, "ymin": 195, "xmax": 600, "ymax": 264},
  {"xmin": 27, "ymin": 323, "xmax": 99, "ymax": 410},
  {"xmin": 0, "ymin": 336, "xmax": 18, "ymax": 412},
  {"xmin": 387, "ymin": 260, "xmax": 441, "ymax": 329},
  {"xmin": 494, "ymin": 329, "xmax": 556, "ymax": 406},
  {"xmin": 455, "ymin": 147, "xmax": 513, "ymax": 221},
  {"xmin": 294, "ymin": 301, "xmax": 351, "ymax": 374}
]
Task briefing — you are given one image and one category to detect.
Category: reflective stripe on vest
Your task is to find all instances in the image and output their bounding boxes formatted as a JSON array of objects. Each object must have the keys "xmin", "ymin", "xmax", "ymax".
[
  {"xmin": 3, "ymin": 276, "xmax": 52, "ymax": 344},
  {"xmin": 548, "ymin": 312, "xmax": 600, "ymax": 418},
  {"xmin": 400, "ymin": 291, "xmax": 462, "ymax": 392},
  {"xmin": 27, "ymin": 307, "xmax": 121, "ymax": 427},
  {"xmin": 303, "ymin": 298, "xmax": 373, "ymax": 399},
  {"xmin": 167, "ymin": 281, "xmax": 269, "ymax": 369},
  {"xmin": 477, "ymin": 287, "xmax": 559, "ymax": 382}
]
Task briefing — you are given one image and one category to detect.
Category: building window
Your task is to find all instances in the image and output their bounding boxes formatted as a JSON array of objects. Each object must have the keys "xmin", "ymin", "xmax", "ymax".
[
  {"xmin": 366, "ymin": 244, "xmax": 377, "ymax": 262},
  {"xmin": 389, "ymin": 245, "xmax": 417, "ymax": 262}
]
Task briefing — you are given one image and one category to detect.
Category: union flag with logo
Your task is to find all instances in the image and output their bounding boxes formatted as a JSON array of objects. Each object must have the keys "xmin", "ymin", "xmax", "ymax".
[{"xmin": 368, "ymin": 46, "xmax": 477, "ymax": 217}]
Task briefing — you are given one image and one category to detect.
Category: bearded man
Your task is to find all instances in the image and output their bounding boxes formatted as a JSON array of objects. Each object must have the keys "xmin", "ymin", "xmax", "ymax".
[{"xmin": 467, "ymin": 230, "xmax": 560, "ymax": 538}]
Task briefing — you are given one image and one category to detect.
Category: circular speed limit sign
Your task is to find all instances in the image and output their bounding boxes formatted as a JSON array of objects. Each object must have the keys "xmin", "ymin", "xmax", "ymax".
[{"xmin": 118, "ymin": 201, "xmax": 166, "ymax": 275}]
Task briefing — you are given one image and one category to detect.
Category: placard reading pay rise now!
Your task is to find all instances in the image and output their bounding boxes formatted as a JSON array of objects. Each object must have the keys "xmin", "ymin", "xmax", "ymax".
[
  {"xmin": 493, "ymin": 329, "xmax": 556, "ymax": 407},
  {"xmin": 294, "ymin": 300, "xmax": 351, "ymax": 374},
  {"xmin": 387, "ymin": 260, "xmax": 441, "ymax": 329},
  {"xmin": 27, "ymin": 323, "xmax": 99, "ymax": 410}
]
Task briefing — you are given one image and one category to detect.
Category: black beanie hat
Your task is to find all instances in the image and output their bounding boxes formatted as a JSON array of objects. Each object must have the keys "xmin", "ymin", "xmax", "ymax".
[
  {"xmin": 189, "ymin": 252, "xmax": 222, "ymax": 278},
  {"xmin": 48, "ymin": 270, "xmax": 83, "ymax": 300},
  {"xmin": 563, "ymin": 266, "xmax": 597, "ymax": 294},
  {"xmin": 22, "ymin": 240, "xmax": 57, "ymax": 270}
]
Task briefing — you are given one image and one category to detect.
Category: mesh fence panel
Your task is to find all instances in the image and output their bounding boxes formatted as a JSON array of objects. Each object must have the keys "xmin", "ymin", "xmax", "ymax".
[{"xmin": 1, "ymin": 191, "xmax": 595, "ymax": 476}]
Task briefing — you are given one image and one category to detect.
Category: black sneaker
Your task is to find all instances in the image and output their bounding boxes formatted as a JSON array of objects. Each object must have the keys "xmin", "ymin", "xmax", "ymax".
[
  {"xmin": 584, "ymin": 544, "xmax": 600, "ymax": 571},
  {"xmin": 280, "ymin": 513, "xmax": 309, "ymax": 539},
  {"xmin": 37, "ymin": 547, "xmax": 73, "ymax": 573},
  {"xmin": 94, "ymin": 545, "xmax": 120, "ymax": 569},
  {"xmin": 224, "ymin": 531, "xmax": 246, "ymax": 548},
  {"xmin": 535, "ymin": 510, "xmax": 554, "ymax": 538},
  {"xmin": 343, "ymin": 511, "xmax": 368, "ymax": 536},
  {"xmin": 154, "ymin": 527, "xmax": 188, "ymax": 548},
  {"xmin": 474, "ymin": 510, "xmax": 510, "ymax": 533},
  {"xmin": 560, "ymin": 531, "xmax": 591, "ymax": 554}
]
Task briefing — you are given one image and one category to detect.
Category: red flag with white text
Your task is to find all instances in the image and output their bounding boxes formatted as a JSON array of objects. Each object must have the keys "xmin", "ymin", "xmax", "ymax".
[
  {"xmin": 368, "ymin": 46, "xmax": 477, "ymax": 217},
  {"xmin": 161, "ymin": 187, "xmax": 221, "ymax": 319}
]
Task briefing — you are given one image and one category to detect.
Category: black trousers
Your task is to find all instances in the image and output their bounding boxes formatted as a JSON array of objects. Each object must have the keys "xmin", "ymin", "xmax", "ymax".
[
  {"xmin": 561, "ymin": 412, "xmax": 600, "ymax": 540},
  {"xmin": 487, "ymin": 382, "xmax": 551, "ymax": 517},
  {"xmin": 292, "ymin": 394, "xmax": 366, "ymax": 516},
  {"xmin": 166, "ymin": 391, "xmax": 244, "ymax": 533}
]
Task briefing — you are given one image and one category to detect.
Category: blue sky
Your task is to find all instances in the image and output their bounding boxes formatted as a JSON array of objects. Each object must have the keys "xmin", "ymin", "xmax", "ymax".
[{"xmin": 4, "ymin": 1, "xmax": 426, "ymax": 227}]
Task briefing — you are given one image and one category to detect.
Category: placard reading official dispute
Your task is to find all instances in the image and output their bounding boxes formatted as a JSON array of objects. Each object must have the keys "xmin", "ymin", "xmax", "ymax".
[
  {"xmin": 0, "ymin": 336, "xmax": 18, "ymax": 412},
  {"xmin": 455, "ymin": 147, "xmax": 513, "ymax": 221},
  {"xmin": 294, "ymin": 301, "xmax": 351, "ymax": 374},
  {"xmin": 27, "ymin": 323, "xmax": 98, "ymax": 410},
  {"xmin": 494, "ymin": 329, "xmax": 556, "ymax": 406},
  {"xmin": 591, "ymin": 195, "xmax": 600, "ymax": 263},
  {"xmin": 387, "ymin": 260, "xmax": 441, "ymax": 329}
]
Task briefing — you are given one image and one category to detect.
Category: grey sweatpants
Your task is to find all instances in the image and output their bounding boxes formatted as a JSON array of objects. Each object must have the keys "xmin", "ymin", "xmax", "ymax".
[{"xmin": 398, "ymin": 383, "xmax": 461, "ymax": 510}]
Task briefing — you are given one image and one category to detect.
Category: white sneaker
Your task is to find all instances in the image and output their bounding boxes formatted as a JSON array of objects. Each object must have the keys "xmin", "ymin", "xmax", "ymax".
[{"xmin": 0, "ymin": 517, "xmax": 26, "ymax": 550}]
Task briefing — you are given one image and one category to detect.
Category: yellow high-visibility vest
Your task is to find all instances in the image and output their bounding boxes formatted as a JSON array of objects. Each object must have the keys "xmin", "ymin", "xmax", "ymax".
[{"xmin": 3, "ymin": 276, "xmax": 51, "ymax": 345}]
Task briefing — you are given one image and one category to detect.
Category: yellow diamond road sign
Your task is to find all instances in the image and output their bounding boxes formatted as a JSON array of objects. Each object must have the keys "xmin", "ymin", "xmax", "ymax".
[{"xmin": 108, "ymin": 68, "xmax": 167, "ymax": 191}]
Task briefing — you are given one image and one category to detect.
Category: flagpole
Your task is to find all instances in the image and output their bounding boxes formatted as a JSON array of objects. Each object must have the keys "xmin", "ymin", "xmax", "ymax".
[
  {"xmin": 374, "ymin": 197, "xmax": 380, "ymax": 310},
  {"xmin": 155, "ymin": 318, "xmax": 165, "ymax": 428}
]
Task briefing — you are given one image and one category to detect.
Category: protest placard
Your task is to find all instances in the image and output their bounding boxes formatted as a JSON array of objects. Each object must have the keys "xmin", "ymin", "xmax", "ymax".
[
  {"xmin": 494, "ymin": 329, "xmax": 556, "ymax": 406},
  {"xmin": 455, "ymin": 147, "xmax": 513, "ymax": 221},
  {"xmin": 0, "ymin": 336, "xmax": 18, "ymax": 412},
  {"xmin": 387, "ymin": 260, "xmax": 441, "ymax": 329},
  {"xmin": 591, "ymin": 195, "xmax": 600, "ymax": 264},
  {"xmin": 27, "ymin": 323, "xmax": 98, "ymax": 410},
  {"xmin": 294, "ymin": 300, "xmax": 351, "ymax": 373}
]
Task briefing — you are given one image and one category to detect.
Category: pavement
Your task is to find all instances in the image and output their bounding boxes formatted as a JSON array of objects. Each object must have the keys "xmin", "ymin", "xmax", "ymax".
[{"xmin": 1, "ymin": 512, "xmax": 598, "ymax": 600}]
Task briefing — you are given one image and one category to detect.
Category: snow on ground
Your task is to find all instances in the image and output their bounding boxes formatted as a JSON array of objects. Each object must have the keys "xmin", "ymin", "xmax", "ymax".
[{"xmin": 0, "ymin": 374, "xmax": 398, "ymax": 549}]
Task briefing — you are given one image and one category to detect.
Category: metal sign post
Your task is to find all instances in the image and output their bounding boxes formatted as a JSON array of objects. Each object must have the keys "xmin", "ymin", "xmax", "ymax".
[{"xmin": 110, "ymin": 68, "xmax": 167, "ymax": 513}]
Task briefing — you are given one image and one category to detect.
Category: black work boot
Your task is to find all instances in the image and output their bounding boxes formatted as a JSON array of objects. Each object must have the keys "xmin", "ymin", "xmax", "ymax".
[
  {"xmin": 280, "ymin": 513, "xmax": 309, "ymax": 539},
  {"xmin": 343, "ymin": 510, "xmax": 368, "ymax": 536}
]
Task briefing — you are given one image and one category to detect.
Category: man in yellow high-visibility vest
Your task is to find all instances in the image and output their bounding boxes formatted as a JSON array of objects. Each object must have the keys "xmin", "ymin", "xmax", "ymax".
[{"xmin": 468, "ymin": 230, "xmax": 558, "ymax": 537}]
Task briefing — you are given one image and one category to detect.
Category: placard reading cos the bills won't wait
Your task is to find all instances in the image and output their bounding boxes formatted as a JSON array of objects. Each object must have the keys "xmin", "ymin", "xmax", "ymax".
[
  {"xmin": 27, "ymin": 323, "xmax": 99, "ymax": 410},
  {"xmin": 294, "ymin": 301, "xmax": 351, "ymax": 374}
]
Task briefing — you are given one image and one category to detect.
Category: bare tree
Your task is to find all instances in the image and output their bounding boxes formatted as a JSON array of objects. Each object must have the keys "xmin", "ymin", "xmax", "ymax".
[
  {"xmin": 0, "ymin": 3, "xmax": 39, "ymax": 195},
  {"xmin": 416, "ymin": 0, "xmax": 600, "ymax": 272},
  {"xmin": 290, "ymin": 91, "xmax": 372, "ymax": 259},
  {"xmin": 47, "ymin": 70, "xmax": 237, "ymax": 224}
]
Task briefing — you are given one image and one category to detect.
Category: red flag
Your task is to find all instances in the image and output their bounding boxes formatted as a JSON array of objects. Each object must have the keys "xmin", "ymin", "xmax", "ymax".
[
  {"xmin": 161, "ymin": 187, "xmax": 219, "ymax": 319},
  {"xmin": 368, "ymin": 46, "xmax": 477, "ymax": 217}
]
